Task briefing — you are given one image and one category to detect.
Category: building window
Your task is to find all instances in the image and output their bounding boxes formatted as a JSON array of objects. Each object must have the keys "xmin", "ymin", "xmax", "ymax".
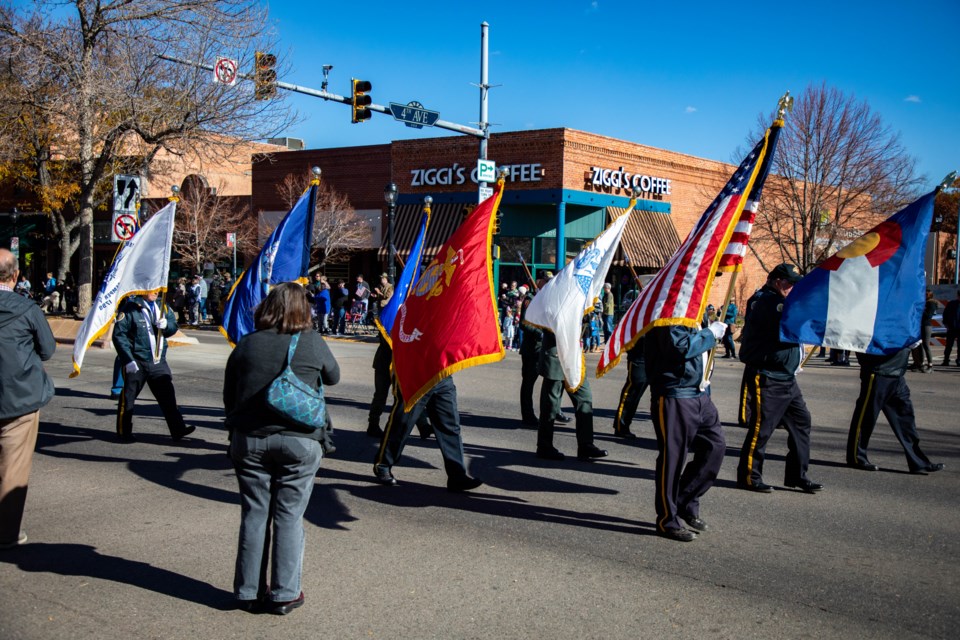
[{"xmin": 498, "ymin": 236, "xmax": 533, "ymax": 264}]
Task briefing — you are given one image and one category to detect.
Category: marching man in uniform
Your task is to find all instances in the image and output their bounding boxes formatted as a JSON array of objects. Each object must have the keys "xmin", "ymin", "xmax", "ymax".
[{"xmin": 113, "ymin": 292, "xmax": 194, "ymax": 442}]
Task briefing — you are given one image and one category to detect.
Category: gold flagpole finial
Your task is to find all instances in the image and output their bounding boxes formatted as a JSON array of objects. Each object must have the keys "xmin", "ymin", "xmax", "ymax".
[
  {"xmin": 169, "ymin": 185, "xmax": 180, "ymax": 202},
  {"xmin": 423, "ymin": 195, "xmax": 433, "ymax": 215},
  {"xmin": 775, "ymin": 90, "xmax": 794, "ymax": 126},
  {"xmin": 311, "ymin": 166, "xmax": 322, "ymax": 186},
  {"xmin": 497, "ymin": 167, "xmax": 509, "ymax": 187}
]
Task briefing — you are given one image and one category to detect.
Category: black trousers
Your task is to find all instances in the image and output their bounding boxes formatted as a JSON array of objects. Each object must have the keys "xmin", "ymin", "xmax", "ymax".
[
  {"xmin": 651, "ymin": 394, "xmax": 725, "ymax": 532},
  {"xmin": 615, "ymin": 359, "xmax": 648, "ymax": 433},
  {"xmin": 847, "ymin": 374, "xmax": 931, "ymax": 471},
  {"xmin": 116, "ymin": 360, "xmax": 187, "ymax": 438},
  {"xmin": 737, "ymin": 371, "xmax": 812, "ymax": 486},
  {"xmin": 520, "ymin": 351, "xmax": 539, "ymax": 422},
  {"xmin": 374, "ymin": 377, "xmax": 468, "ymax": 481},
  {"xmin": 537, "ymin": 377, "xmax": 593, "ymax": 452},
  {"xmin": 943, "ymin": 329, "xmax": 960, "ymax": 364},
  {"xmin": 368, "ymin": 361, "xmax": 431, "ymax": 433}
]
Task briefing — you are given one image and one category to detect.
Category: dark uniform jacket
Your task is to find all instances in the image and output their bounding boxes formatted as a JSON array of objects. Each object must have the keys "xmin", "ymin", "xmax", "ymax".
[
  {"xmin": 644, "ymin": 325, "xmax": 715, "ymax": 398},
  {"xmin": 738, "ymin": 285, "xmax": 801, "ymax": 380},
  {"xmin": 113, "ymin": 296, "xmax": 179, "ymax": 365},
  {"xmin": 0, "ymin": 290, "xmax": 56, "ymax": 419},
  {"xmin": 856, "ymin": 348, "xmax": 911, "ymax": 379},
  {"xmin": 537, "ymin": 331, "xmax": 564, "ymax": 381},
  {"xmin": 519, "ymin": 293, "xmax": 542, "ymax": 358}
]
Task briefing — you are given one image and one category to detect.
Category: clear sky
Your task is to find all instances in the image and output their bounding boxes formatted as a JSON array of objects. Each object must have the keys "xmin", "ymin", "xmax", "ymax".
[{"xmin": 265, "ymin": 0, "xmax": 959, "ymax": 186}]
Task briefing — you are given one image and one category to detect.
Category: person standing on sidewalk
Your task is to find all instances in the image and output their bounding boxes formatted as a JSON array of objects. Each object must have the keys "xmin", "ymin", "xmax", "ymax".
[{"xmin": 0, "ymin": 248, "xmax": 56, "ymax": 549}]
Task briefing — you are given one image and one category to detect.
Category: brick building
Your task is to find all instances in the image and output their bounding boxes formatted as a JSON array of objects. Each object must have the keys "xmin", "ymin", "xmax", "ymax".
[{"xmin": 252, "ymin": 127, "xmax": 767, "ymax": 310}]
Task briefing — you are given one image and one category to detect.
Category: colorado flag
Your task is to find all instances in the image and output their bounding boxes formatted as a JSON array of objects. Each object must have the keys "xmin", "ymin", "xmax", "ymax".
[{"xmin": 780, "ymin": 190, "xmax": 936, "ymax": 355}]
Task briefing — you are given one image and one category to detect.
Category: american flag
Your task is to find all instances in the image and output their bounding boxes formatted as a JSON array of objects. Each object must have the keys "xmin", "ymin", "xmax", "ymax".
[
  {"xmin": 718, "ymin": 123, "xmax": 781, "ymax": 272},
  {"xmin": 596, "ymin": 123, "xmax": 781, "ymax": 377}
]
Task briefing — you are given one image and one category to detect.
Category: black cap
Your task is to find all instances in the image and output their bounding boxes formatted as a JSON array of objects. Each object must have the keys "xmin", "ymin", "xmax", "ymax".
[{"xmin": 769, "ymin": 263, "xmax": 802, "ymax": 284}]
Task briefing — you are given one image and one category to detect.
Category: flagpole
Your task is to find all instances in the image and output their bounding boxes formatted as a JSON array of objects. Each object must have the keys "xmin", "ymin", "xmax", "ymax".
[
  {"xmin": 517, "ymin": 251, "xmax": 538, "ymax": 292},
  {"xmin": 623, "ymin": 250, "xmax": 644, "ymax": 289},
  {"xmin": 706, "ymin": 93, "xmax": 793, "ymax": 378},
  {"xmin": 154, "ymin": 186, "xmax": 180, "ymax": 364}
]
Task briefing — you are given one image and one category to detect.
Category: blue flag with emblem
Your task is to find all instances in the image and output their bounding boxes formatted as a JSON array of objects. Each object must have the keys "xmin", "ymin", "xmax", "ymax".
[
  {"xmin": 220, "ymin": 181, "xmax": 318, "ymax": 346},
  {"xmin": 375, "ymin": 205, "xmax": 431, "ymax": 345}
]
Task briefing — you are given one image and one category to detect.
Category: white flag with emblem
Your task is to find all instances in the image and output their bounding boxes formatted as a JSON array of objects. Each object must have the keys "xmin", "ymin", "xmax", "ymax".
[
  {"xmin": 70, "ymin": 201, "xmax": 176, "ymax": 376},
  {"xmin": 523, "ymin": 209, "xmax": 631, "ymax": 391}
]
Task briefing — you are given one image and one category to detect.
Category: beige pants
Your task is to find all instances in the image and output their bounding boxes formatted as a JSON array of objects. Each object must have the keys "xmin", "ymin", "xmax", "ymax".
[{"xmin": 0, "ymin": 411, "xmax": 40, "ymax": 543}]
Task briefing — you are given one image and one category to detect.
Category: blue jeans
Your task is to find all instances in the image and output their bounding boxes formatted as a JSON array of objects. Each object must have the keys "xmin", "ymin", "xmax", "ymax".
[{"xmin": 229, "ymin": 433, "xmax": 322, "ymax": 602}]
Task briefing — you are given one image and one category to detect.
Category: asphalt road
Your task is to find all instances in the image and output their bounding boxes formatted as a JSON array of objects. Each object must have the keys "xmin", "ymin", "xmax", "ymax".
[{"xmin": 1, "ymin": 330, "xmax": 958, "ymax": 639}]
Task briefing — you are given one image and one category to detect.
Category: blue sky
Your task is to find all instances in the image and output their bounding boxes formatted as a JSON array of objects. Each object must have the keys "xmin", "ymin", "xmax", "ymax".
[{"xmin": 266, "ymin": 0, "xmax": 958, "ymax": 186}]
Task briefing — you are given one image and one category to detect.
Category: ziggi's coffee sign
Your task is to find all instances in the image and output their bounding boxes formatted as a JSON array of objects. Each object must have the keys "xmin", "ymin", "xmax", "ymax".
[
  {"xmin": 411, "ymin": 163, "xmax": 543, "ymax": 187},
  {"xmin": 588, "ymin": 166, "xmax": 672, "ymax": 196}
]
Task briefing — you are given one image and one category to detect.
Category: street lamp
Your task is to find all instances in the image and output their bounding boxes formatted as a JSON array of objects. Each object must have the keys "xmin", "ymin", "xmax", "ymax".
[{"xmin": 384, "ymin": 183, "xmax": 398, "ymax": 283}]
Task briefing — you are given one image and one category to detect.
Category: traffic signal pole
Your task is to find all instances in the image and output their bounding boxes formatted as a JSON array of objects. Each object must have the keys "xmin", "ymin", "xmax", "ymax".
[{"xmin": 158, "ymin": 54, "xmax": 486, "ymax": 139}]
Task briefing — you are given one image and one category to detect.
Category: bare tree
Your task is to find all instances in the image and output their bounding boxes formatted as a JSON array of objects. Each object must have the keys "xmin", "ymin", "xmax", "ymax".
[
  {"xmin": 274, "ymin": 172, "xmax": 368, "ymax": 269},
  {"xmin": 746, "ymin": 83, "xmax": 921, "ymax": 273},
  {"xmin": 170, "ymin": 178, "xmax": 256, "ymax": 273},
  {"xmin": 0, "ymin": 0, "xmax": 294, "ymax": 314}
]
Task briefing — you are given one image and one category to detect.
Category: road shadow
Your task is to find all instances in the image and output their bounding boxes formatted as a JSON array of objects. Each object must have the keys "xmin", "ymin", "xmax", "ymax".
[
  {"xmin": 314, "ymin": 466, "xmax": 656, "ymax": 537},
  {"xmin": 0, "ymin": 543, "xmax": 233, "ymax": 610}
]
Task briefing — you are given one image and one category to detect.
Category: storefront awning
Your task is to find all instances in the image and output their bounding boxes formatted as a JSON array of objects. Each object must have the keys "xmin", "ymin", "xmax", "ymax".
[
  {"xmin": 377, "ymin": 203, "xmax": 467, "ymax": 264},
  {"xmin": 607, "ymin": 206, "xmax": 681, "ymax": 269}
]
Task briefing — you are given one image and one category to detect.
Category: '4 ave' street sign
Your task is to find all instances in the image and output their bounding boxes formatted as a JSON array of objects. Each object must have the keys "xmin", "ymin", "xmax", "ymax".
[{"xmin": 389, "ymin": 101, "xmax": 440, "ymax": 129}]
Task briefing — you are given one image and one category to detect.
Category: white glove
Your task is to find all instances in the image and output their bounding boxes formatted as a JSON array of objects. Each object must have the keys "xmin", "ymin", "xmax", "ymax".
[
  {"xmin": 708, "ymin": 321, "xmax": 727, "ymax": 341},
  {"xmin": 156, "ymin": 317, "xmax": 168, "ymax": 330},
  {"xmin": 124, "ymin": 361, "xmax": 139, "ymax": 374}
]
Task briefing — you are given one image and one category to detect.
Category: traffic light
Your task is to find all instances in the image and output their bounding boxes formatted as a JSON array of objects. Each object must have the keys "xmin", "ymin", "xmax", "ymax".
[
  {"xmin": 351, "ymin": 79, "xmax": 372, "ymax": 123},
  {"xmin": 254, "ymin": 51, "xmax": 277, "ymax": 100}
]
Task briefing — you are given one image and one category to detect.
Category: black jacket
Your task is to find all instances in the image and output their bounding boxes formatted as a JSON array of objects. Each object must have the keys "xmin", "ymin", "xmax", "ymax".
[
  {"xmin": 112, "ymin": 296, "xmax": 179, "ymax": 365},
  {"xmin": 644, "ymin": 325, "xmax": 715, "ymax": 398},
  {"xmin": 856, "ymin": 348, "xmax": 911, "ymax": 378},
  {"xmin": 223, "ymin": 328, "xmax": 340, "ymax": 441},
  {"xmin": 0, "ymin": 290, "xmax": 56, "ymax": 419},
  {"xmin": 738, "ymin": 285, "xmax": 801, "ymax": 380}
]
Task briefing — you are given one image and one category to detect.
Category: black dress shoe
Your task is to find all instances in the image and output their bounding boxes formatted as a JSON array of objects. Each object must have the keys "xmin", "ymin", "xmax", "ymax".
[
  {"xmin": 521, "ymin": 416, "xmax": 539, "ymax": 428},
  {"xmin": 171, "ymin": 425, "xmax": 196, "ymax": 442},
  {"xmin": 910, "ymin": 462, "xmax": 944, "ymax": 475},
  {"xmin": 417, "ymin": 425, "xmax": 434, "ymax": 440},
  {"xmin": 785, "ymin": 479, "xmax": 824, "ymax": 493},
  {"xmin": 681, "ymin": 514, "xmax": 709, "ymax": 532},
  {"xmin": 366, "ymin": 425, "xmax": 384, "ymax": 438},
  {"xmin": 613, "ymin": 429, "xmax": 637, "ymax": 439},
  {"xmin": 265, "ymin": 591, "xmax": 304, "ymax": 615},
  {"xmin": 447, "ymin": 475, "xmax": 483, "ymax": 492},
  {"xmin": 658, "ymin": 527, "xmax": 696, "ymax": 542},
  {"xmin": 373, "ymin": 465, "xmax": 398, "ymax": 486},
  {"xmin": 555, "ymin": 412, "xmax": 573, "ymax": 423},
  {"xmin": 849, "ymin": 462, "xmax": 879, "ymax": 472},
  {"xmin": 577, "ymin": 445, "xmax": 609, "ymax": 460},
  {"xmin": 737, "ymin": 480, "xmax": 774, "ymax": 493},
  {"xmin": 536, "ymin": 448, "xmax": 565, "ymax": 461}
]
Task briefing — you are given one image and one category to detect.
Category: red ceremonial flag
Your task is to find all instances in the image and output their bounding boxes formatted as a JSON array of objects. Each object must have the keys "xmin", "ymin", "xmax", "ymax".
[{"xmin": 391, "ymin": 182, "xmax": 506, "ymax": 409}]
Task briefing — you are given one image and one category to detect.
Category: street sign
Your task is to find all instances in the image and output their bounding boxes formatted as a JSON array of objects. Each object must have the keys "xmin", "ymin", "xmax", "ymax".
[
  {"xmin": 113, "ymin": 214, "xmax": 137, "ymax": 242},
  {"xmin": 213, "ymin": 57, "xmax": 238, "ymax": 86},
  {"xmin": 226, "ymin": 232, "xmax": 236, "ymax": 248},
  {"xmin": 113, "ymin": 174, "xmax": 141, "ymax": 213},
  {"xmin": 389, "ymin": 101, "xmax": 440, "ymax": 129},
  {"xmin": 477, "ymin": 159, "xmax": 496, "ymax": 184},
  {"xmin": 10, "ymin": 236, "xmax": 18, "ymax": 259},
  {"xmin": 478, "ymin": 186, "xmax": 494, "ymax": 202}
]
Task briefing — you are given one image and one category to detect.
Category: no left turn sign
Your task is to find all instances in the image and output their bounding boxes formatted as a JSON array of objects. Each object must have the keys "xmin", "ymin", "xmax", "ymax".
[
  {"xmin": 214, "ymin": 57, "xmax": 238, "ymax": 86},
  {"xmin": 114, "ymin": 214, "xmax": 137, "ymax": 242}
]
